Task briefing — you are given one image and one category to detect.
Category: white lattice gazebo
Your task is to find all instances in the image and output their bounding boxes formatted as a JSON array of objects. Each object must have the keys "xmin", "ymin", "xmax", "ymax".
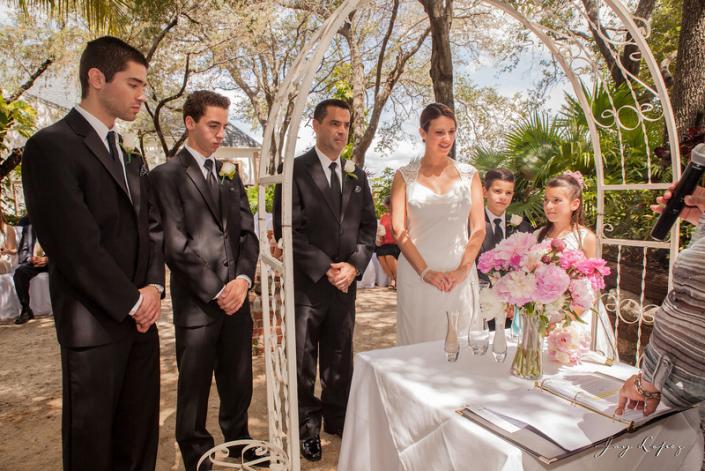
[{"xmin": 201, "ymin": 1, "xmax": 681, "ymax": 469}]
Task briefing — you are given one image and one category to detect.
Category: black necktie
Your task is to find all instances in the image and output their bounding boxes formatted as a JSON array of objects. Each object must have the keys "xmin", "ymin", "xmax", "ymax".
[
  {"xmin": 329, "ymin": 161, "xmax": 342, "ymax": 215},
  {"xmin": 106, "ymin": 131, "xmax": 129, "ymax": 196},
  {"xmin": 203, "ymin": 159, "xmax": 221, "ymax": 211},
  {"xmin": 490, "ymin": 217, "xmax": 503, "ymax": 248}
]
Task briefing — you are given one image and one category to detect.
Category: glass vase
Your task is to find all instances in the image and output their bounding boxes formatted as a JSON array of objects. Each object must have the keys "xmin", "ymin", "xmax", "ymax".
[
  {"xmin": 445, "ymin": 311, "xmax": 460, "ymax": 362},
  {"xmin": 511, "ymin": 309, "xmax": 543, "ymax": 379}
]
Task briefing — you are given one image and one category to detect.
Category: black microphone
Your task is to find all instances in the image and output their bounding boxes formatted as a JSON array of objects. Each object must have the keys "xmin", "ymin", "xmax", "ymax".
[{"xmin": 651, "ymin": 143, "xmax": 705, "ymax": 240}]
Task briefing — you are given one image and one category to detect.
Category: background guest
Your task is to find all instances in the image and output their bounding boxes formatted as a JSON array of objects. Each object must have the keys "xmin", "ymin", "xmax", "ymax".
[
  {"xmin": 13, "ymin": 215, "xmax": 48, "ymax": 325},
  {"xmin": 375, "ymin": 195, "xmax": 399, "ymax": 288}
]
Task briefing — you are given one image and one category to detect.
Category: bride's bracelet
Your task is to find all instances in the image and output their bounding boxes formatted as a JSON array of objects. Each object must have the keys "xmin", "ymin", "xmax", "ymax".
[{"xmin": 419, "ymin": 267, "xmax": 431, "ymax": 281}]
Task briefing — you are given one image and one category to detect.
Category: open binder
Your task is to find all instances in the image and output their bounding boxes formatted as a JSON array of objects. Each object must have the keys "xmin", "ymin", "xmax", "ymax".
[{"xmin": 457, "ymin": 371, "xmax": 683, "ymax": 464}]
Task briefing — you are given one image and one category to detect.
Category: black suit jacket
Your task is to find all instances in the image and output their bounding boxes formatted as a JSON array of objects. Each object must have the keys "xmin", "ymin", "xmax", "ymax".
[
  {"xmin": 16, "ymin": 224, "xmax": 37, "ymax": 265},
  {"xmin": 273, "ymin": 148, "xmax": 377, "ymax": 304},
  {"xmin": 150, "ymin": 148, "xmax": 259, "ymax": 327},
  {"xmin": 22, "ymin": 109, "xmax": 165, "ymax": 348}
]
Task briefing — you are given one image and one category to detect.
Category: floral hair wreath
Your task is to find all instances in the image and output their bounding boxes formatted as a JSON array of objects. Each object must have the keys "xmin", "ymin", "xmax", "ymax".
[{"xmin": 562, "ymin": 170, "xmax": 586, "ymax": 190}]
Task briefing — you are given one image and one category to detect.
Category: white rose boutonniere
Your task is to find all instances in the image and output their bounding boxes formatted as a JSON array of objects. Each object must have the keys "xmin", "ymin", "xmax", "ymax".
[
  {"xmin": 509, "ymin": 214, "xmax": 523, "ymax": 227},
  {"xmin": 120, "ymin": 132, "xmax": 140, "ymax": 164},
  {"xmin": 219, "ymin": 161, "xmax": 237, "ymax": 183},
  {"xmin": 343, "ymin": 159, "xmax": 358, "ymax": 180}
]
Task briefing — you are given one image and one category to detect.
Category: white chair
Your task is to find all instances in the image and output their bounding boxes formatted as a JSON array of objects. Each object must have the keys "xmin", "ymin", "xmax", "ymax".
[
  {"xmin": 29, "ymin": 272, "xmax": 52, "ymax": 316},
  {"xmin": 357, "ymin": 256, "xmax": 377, "ymax": 289}
]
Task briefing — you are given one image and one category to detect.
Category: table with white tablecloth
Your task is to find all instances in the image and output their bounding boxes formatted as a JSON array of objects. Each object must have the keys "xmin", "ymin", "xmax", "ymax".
[{"xmin": 339, "ymin": 339, "xmax": 703, "ymax": 471}]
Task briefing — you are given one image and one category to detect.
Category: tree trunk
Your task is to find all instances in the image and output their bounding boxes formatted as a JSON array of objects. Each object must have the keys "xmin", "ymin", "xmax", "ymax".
[
  {"xmin": 670, "ymin": 0, "xmax": 705, "ymax": 142},
  {"xmin": 420, "ymin": 0, "xmax": 454, "ymax": 110},
  {"xmin": 420, "ymin": 0, "xmax": 455, "ymax": 158},
  {"xmin": 339, "ymin": 15, "xmax": 367, "ymax": 167}
]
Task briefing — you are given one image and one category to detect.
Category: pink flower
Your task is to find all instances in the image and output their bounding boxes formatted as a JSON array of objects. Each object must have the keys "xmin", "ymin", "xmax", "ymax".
[
  {"xmin": 494, "ymin": 271, "xmax": 537, "ymax": 306},
  {"xmin": 477, "ymin": 251, "xmax": 497, "ymax": 274},
  {"xmin": 547, "ymin": 325, "xmax": 589, "ymax": 365},
  {"xmin": 569, "ymin": 278, "xmax": 595, "ymax": 310},
  {"xmin": 534, "ymin": 264, "xmax": 570, "ymax": 304},
  {"xmin": 573, "ymin": 258, "xmax": 611, "ymax": 291},
  {"xmin": 559, "ymin": 249, "xmax": 586, "ymax": 270},
  {"xmin": 493, "ymin": 232, "xmax": 537, "ymax": 270},
  {"xmin": 551, "ymin": 238, "xmax": 566, "ymax": 252}
]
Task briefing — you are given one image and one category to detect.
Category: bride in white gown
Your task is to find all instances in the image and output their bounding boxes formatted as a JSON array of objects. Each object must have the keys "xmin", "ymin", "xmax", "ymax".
[
  {"xmin": 390, "ymin": 103, "xmax": 486, "ymax": 346},
  {"xmin": 537, "ymin": 172, "xmax": 618, "ymax": 361}
]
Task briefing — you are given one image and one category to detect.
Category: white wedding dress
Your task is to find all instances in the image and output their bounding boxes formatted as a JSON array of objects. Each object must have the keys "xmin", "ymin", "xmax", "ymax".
[
  {"xmin": 396, "ymin": 160, "xmax": 480, "ymax": 345},
  {"xmin": 537, "ymin": 227, "xmax": 619, "ymax": 361}
]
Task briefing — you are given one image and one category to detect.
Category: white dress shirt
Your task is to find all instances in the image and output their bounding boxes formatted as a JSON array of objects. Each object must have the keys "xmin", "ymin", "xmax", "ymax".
[
  {"xmin": 184, "ymin": 143, "xmax": 218, "ymax": 181},
  {"xmin": 315, "ymin": 146, "xmax": 343, "ymax": 186},
  {"xmin": 486, "ymin": 207, "xmax": 506, "ymax": 239},
  {"xmin": 183, "ymin": 144, "xmax": 252, "ymax": 295}
]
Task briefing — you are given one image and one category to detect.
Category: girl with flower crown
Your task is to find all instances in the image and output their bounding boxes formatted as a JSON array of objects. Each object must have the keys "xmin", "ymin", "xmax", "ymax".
[{"xmin": 535, "ymin": 171, "xmax": 618, "ymax": 360}]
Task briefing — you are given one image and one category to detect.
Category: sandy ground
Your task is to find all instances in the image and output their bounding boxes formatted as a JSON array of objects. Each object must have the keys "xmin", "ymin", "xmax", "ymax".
[{"xmin": 0, "ymin": 287, "xmax": 397, "ymax": 470}]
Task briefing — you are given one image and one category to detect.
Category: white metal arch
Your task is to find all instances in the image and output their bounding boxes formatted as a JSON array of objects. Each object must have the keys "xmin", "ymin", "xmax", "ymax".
[{"xmin": 198, "ymin": 1, "xmax": 682, "ymax": 469}]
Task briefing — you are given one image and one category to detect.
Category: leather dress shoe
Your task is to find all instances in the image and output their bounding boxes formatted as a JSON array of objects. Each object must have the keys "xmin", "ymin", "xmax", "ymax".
[
  {"xmin": 241, "ymin": 447, "xmax": 269, "ymax": 467},
  {"xmin": 14, "ymin": 308, "xmax": 34, "ymax": 325},
  {"xmin": 300, "ymin": 436, "xmax": 322, "ymax": 461}
]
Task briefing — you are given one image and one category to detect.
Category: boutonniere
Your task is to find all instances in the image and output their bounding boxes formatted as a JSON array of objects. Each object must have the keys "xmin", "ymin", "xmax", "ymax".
[
  {"xmin": 509, "ymin": 214, "xmax": 523, "ymax": 227},
  {"xmin": 120, "ymin": 133, "xmax": 141, "ymax": 165},
  {"xmin": 343, "ymin": 159, "xmax": 358, "ymax": 180},
  {"xmin": 219, "ymin": 161, "xmax": 237, "ymax": 183}
]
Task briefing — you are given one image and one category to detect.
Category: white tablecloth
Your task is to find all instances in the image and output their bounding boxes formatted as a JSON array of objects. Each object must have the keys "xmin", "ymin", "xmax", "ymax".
[{"xmin": 339, "ymin": 339, "xmax": 703, "ymax": 471}]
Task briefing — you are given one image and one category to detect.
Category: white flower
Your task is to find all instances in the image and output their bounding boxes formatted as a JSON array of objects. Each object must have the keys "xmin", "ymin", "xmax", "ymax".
[
  {"xmin": 219, "ymin": 161, "xmax": 237, "ymax": 180},
  {"xmin": 343, "ymin": 160, "xmax": 356, "ymax": 174},
  {"xmin": 509, "ymin": 214, "xmax": 523, "ymax": 226},
  {"xmin": 479, "ymin": 285, "xmax": 506, "ymax": 321},
  {"xmin": 122, "ymin": 133, "xmax": 138, "ymax": 151}
]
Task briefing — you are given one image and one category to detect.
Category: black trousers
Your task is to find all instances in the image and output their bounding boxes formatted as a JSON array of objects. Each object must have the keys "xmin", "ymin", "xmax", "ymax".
[
  {"xmin": 61, "ymin": 327, "xmax": 160, "ymax": 471},
  {"xmin": 175, "ymin": 308, "xmax": 253, "ymax": 471},
  {"xmin": 13, "ymin": 262, "xmax": 48, "ymax": 310},
  {"xmin": 296, "ymin": 282, "xmax": 356, "ymax": 440}
]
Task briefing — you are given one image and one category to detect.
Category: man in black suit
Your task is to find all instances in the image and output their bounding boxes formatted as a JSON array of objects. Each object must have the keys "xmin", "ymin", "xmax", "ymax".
[
  {"xmin": 21, "ymin": 37, "xmax": 164, "ymax": 470},
  {"xmin": 478, "ymin": 168, "xmax": 532, "ymax": 329},
  {"xmin": 13, "ymin": 216, "xmax": 49, "ymax": 324},
  {"xmin": 273, "ymin": 99, "xmax": 377, "ymax": 461},
  {"xmin": 150, "ymin": 91, "xmax": 259, "ymax": 471}
]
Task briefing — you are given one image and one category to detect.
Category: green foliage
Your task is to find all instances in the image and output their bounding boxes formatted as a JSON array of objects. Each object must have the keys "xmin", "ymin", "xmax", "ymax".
[
  {"xmin": 246, "ymin": 184, "xmax": 275, "ymax": 215},
  {"xmin": 0, "ymin": 96, "xmax": 37, "ymax": 153},
  {"xmin": 470, "ymin": 81, "xmax": 668, "ymax": 242},
  {"xmin": 369, "ymin": 167, "xmax": 395, "ymax": 217}
]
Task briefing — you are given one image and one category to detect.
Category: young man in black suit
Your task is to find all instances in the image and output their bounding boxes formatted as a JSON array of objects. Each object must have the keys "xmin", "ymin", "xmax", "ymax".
[
  {"xmin": 478, "ymin": 168, "xmax": 532, "ymax": 329},
  {"xmin": 150, "ymin": 91, "xmax": 259, "ymax": 471},
  {"xmin": 274, "ymin": 99, "xmax": 377, "ymax": 461},
  {"xmin": 13, "ymin": 216, "xmax": 49, "ymax": 324},
  {"xmin": 21, "ymin": 37, "xmax": 164, "ymax": 470}
]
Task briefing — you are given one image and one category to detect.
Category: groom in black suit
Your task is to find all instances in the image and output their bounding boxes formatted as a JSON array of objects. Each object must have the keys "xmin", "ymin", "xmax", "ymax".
[
  {"xmin": 150, "ymin": 91, "xmax": 259, "ymax": 471},
  {"xmin": 478, "ymin": 168, "xmax": 532, "ymax": 329},
  {"xmin": 274, "ymin": 99, "xmax": 377, "ymax": 461},
  {"xmin": 21, "ymin": 37, "xmax": 164, "ymax": 470}
]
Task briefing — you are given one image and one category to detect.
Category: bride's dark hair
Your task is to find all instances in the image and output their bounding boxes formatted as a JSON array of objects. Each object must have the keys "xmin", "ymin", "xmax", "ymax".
[
  {"xmin": 537, "ymin": 173, "xmax": 585, "ymax": 244},
  {"xmin": 419, "ymin": 103, "xmax": 456, "ymax": 131}
]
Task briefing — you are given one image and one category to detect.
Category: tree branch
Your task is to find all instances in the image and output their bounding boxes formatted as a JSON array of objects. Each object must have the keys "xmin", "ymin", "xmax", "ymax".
[
  {"xmin": 145, "ymin": 14, "xmax": 179, "ymax": 63},
  {"xmin": 6, "ymin": 58, "xmax": 54, "ymax": 103}
]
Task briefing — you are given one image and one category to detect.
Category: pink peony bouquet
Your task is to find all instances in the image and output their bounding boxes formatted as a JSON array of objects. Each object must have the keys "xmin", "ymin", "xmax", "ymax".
[
  {"xmin": 478, "ymin": 232, "xmax": 610, "ymax": 335},
  {"xmin": 547, "ymin": 325, "xmax": 590, "ymax": 365}
]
